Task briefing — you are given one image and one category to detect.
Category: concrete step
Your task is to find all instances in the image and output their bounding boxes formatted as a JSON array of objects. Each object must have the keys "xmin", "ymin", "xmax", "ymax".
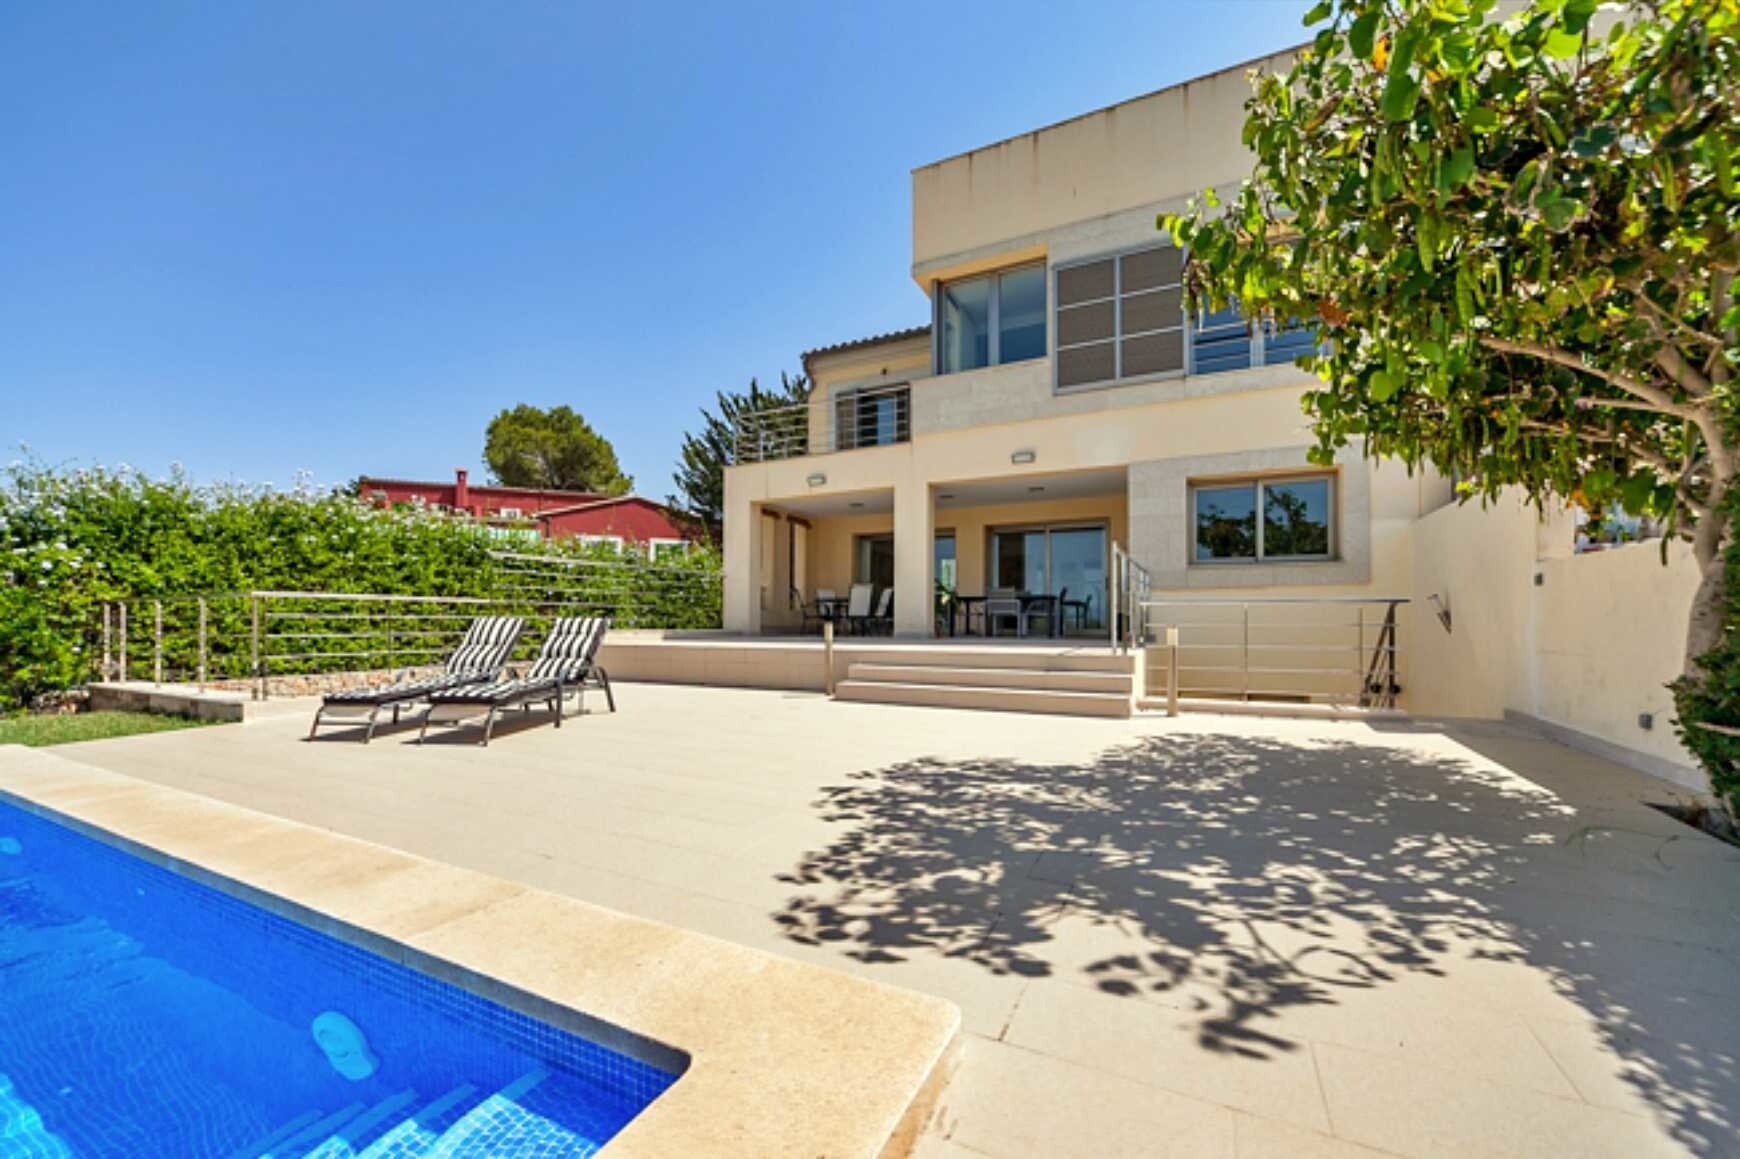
[
  {"xmin": 847, "ymin": 662, "xmax": 1132, "ymax": 694},
  {"xmin": 833, "ymin": 645, "xmax": 1133, "ymax": 673},
  {"xmin": 836, "ymin": 680, "xmax": 1132, "ymax": 718}
]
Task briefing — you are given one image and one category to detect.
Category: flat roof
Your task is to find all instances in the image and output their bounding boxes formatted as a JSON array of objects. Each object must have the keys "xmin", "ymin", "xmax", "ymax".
[{"xmin": 912, "ymin": 41, "xmax": 1307, "ymax": 174}]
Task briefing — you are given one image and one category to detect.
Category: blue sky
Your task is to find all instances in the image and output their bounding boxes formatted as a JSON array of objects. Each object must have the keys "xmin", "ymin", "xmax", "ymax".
[{"xmin": 1, "ymin": 1, "xmax": 1312, "ymax": 499}]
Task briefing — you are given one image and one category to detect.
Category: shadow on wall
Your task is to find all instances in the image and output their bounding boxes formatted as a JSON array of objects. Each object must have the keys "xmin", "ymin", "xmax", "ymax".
[{"xmin": 772, "ymin": 731, "xmax": 1737, "ymax": 1153}]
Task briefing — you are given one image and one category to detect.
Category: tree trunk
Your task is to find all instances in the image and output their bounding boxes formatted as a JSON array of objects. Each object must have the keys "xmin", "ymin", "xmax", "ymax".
[{"xmin": 1685, "ymin": 550, "xmax": 1728, "ymax": 679}]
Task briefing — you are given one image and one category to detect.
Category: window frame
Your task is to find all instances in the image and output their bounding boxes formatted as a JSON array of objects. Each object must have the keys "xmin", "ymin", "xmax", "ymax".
[
  {"xmin": 1053, "ymin": 243, "xmax": 1323, "ymax": 394},
  {"xmin": 831, "ymin": 383, "xmax": 911, "ymax": 451},
  {"xmin": 1053, "ymin": 243, "xmax": 1187, "ymax": 394},
  {"xmin": 1188, "ymin": 472, "xmax": 1337, "ymax": 565},
  {"xmin": 933, "ymin": 260, "xmax": 1049, "ymax": 375}
]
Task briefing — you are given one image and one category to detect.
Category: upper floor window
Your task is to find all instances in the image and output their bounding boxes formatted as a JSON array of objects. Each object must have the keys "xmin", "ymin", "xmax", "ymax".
[
  {"xmin": 1055, "ymin": 246, "xmax": 1186, "ymax": 390},
  {"xmin": 937, "ymin": 264, "xmax": 1047, "ymax": 373},
  {"xmin": 833, "ymin": 385, "xmax": 910, "ymax": 451},
  {"xmin": 1056, "ymin": 244, "xmax": 1322, "ymax": 391}
]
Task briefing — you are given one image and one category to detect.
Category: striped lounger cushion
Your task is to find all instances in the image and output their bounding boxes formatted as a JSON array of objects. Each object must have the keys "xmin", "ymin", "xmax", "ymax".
[
  {"xmin": 323, "ymin": 615, "xmax": 524, "ymax": 704},
  {"xmin": 429, "ymin": 617, "xmax": 607, "ymax": 704}
]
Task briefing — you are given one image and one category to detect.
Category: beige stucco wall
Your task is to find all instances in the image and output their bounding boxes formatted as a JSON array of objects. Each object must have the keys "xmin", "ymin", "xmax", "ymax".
[
  {"xmin": 1407, "ymin": 491, "xmax": 1702, "ymax": 786},
  {"xmin": 912, "ymin": 48, "xmax": 1296, "ymax": 280},
  {"xmin": 726, "ymin": 380, "xmax": 1436, "ymax": 638},
  {"xmin": 807, "ymin": 336, "xmax": 933, "ymax": 452}
]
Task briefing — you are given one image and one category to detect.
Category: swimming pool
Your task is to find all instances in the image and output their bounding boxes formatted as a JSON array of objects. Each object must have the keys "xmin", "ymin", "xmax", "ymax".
[{"xmin": 0, "ymin": 799, "xmax": 681, "ymax": 1157}]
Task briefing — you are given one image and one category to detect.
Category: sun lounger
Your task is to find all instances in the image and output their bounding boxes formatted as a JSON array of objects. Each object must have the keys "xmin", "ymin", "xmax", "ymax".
[
  {"xmin": 417, "ymin": 617, "xmax": 613, "ymax": 746},
  {"xmin": 307, "ymin": 615, "xmax": 524, "ymax": 742}
]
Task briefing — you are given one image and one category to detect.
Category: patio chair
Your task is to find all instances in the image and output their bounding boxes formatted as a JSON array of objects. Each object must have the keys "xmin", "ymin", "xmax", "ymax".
[
  {"xmin": 844, "ymin": 583, "xmax": 874, "ymax": 635},
  {"xmin": 308, "ymin": 615, "xmax": 525, "ymax": 743},
  {"xmin": 1060, "ymin": 590, "xmax": 1092, "ymax": 635},
  {"xmin": 417, "ymin": 616, "xmax": 614, "ymax": 746},
  {"xmin": 983, "ymin": 590, "xmax": 1022, "ymax": 638},
  {"xmin": 1022, "ymin": 587, "xmax": 1062, "ymax": 638},
  {"xmin": 865, "ymin": 587, "xmax": 894, "ymax": 635},
  {"xmin": 795, "ymin": 587, "xmax": 828, "ymax": 635}
]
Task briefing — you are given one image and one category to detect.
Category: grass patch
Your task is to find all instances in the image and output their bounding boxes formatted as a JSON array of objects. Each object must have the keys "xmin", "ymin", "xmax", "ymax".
[{"xmin": 0, "ymin": 710, "xmax": 216, "ymax": 748}]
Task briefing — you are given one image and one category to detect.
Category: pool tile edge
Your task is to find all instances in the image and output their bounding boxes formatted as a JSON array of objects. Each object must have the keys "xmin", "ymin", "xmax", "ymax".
[{"xmin": 0, "ymin": 744, "xmax": 962, "ymax": 1158}]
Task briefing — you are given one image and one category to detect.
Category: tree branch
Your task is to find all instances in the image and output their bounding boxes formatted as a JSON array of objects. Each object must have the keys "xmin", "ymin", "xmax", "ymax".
[
  {"xmin": 1655, "ymin": 343, "xmax": 1715, "ymax": 398},
  {"xmin": 1479, "ymin": 336, "xmax": 1696, "ymax": 416}
]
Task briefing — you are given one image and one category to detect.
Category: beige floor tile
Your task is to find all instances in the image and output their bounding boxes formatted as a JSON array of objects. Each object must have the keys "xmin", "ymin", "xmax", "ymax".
[
  {"xmin": 926, "ymin": 1034, "xmax": 1236, "ymax": 1158},
  {"xmin": 1231, "ymin": 1113, "xmax": 1397, "ymax": 1158},
  {"xmin": 1314, "ymin": 1041, "xmax": 1693, "ymax": 1159},
  {"xmin": 1003, "ymin": 979, "xmax": 1334, "ymax": 1132},
  {"xmin": 37, "ymin": 683, "xmax": 1740, "ymax": 1159}
]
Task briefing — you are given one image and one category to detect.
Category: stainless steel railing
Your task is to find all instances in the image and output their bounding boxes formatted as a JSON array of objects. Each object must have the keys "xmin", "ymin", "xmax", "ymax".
[
  {"xmin": 1137, "ymin": 596, "xmax": 1407, "ymax": 709},
  {"xmin": 731, "ymin": 385, "xmax": 912, "ymax": 464},
  {"xmin": 96, "ymin": 552, "xmax": 723, "ymax": 699},
  {"xmin": 1109, "ymin": 542, "xmax": 1153, "ymax": 651}
]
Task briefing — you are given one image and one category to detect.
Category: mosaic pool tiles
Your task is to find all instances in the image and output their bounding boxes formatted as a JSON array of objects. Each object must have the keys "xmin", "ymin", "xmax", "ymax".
[{"xmin": 0, "ymin": 800, "xmax": 681, "ymax": 1156}]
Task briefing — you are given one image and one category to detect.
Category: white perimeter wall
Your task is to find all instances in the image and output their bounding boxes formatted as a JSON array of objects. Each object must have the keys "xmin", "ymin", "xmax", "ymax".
[{"xmin": 1408, "ymin": 491, "xmax": 1704, "ymax": 788}]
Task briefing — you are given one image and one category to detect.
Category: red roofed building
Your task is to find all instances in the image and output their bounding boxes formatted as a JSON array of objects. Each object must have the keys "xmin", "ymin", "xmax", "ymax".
[{"xmin": 357, "ymin": 470, "xmax": 694, "ymax": 552}]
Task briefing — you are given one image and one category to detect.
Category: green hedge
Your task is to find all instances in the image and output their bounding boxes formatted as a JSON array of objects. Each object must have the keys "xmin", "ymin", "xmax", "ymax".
[{"xmin": 0, "ymin": 460, "xmax": 720, "ymax": 709}]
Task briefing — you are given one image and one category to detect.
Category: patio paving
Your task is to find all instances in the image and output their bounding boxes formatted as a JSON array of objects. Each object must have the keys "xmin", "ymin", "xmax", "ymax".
[{"xmin": 52, "ymin": 684, "xmax": 1740, "ymax": 1158}]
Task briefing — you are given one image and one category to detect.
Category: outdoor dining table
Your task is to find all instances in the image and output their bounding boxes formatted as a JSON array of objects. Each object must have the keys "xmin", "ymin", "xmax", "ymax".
[{"xmin": 948, "ymin": 593, "xmax": 1060, "ymax": 638}]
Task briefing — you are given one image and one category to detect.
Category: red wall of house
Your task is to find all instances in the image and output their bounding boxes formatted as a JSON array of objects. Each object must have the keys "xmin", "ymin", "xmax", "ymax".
[
  {"xmin": 538, "ymin": 499, "xmax": 690, "ymax": 543},
  {"xmin": 358, "ymin": 472, "xmax": 598, "ymax": 518}
]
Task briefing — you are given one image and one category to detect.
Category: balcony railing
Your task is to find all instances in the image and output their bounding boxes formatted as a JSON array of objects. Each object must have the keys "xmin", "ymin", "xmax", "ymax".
[{"xmin": 733, "ymin": 385, "xmax": 910, "ymax": 464}]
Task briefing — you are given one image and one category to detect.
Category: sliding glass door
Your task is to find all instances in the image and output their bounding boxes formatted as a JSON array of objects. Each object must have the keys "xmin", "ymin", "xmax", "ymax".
[{"xmin": 988, "ymin": 524, "xmax": 1108, "ymax": 632}]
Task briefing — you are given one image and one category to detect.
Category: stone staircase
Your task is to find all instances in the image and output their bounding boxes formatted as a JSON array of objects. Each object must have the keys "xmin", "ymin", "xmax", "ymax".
[
  {"xmin": 242, "ymin": 1068, "xmax": 588, "ymax": 1159},
  {"xmin": 834, "ymin": 646, "xmax": 1135, "ymax": 718}
]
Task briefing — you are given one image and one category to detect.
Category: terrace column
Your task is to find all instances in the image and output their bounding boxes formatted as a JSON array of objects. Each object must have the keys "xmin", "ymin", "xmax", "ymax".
[
  {"xmin": 893, "ymin": 480, "xmax": 934, "ymax": 637},
  {"xmin": 723, "ymin": 490, "xmax": 762, "ymax": 635}
]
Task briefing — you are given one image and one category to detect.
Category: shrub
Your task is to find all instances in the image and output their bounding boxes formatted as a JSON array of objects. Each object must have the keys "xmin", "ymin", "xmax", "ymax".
[{"xmin": 0, "ymin": 459, "xmax": 720, "ymax": 709}]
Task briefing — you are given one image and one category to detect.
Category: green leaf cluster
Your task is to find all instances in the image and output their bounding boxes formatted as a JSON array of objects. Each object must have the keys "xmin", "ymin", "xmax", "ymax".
[
  {"xmin": 0, "ymin": 459, "xmax": 722, "ymax": 710},
  {"xmin": 483, "ymin": 404, "xmax": 633, "ymax": 495},
  {"xmin": 1166, "ymin": 0, "xmax": 1738, "ymax": 529}
]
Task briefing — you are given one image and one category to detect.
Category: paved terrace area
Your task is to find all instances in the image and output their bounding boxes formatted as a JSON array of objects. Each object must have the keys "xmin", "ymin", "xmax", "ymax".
[{"xmin": 53, "ymin": 685, "xmax": 1740, "ymax": 1158}]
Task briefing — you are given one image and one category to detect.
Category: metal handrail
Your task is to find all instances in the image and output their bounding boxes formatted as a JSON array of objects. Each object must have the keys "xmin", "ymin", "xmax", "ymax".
[
  {"xmin": 731, "ymin": 385, "xmax": 913, "ymax": 464},
  {"xmin": 1109, "ymin": 542, "xmax": 1153, "ymax": 652},
  {"xmin": 1138, "ymin": 595, "xmax": 1408, "ymax": 709},
  {"xmin": 95, "ymin": 553, "xmax": 725, "ymax": 699}
]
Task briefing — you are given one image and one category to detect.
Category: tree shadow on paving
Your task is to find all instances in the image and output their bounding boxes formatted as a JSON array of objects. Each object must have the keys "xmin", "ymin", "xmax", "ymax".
[{"xmin": 771, "ymin": 732, "xmax": 1737, "ymax": 1153}]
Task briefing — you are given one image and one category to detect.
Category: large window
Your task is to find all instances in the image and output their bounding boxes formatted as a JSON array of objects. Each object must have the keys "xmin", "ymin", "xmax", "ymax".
[
  {"xmin": 855, "ymin": 534, "xmax": 896, "ymax": 589},
  {"xmin": 1055, "ymin": 245, "xmax": 1185, "ymax": 390},
  {"xmin": 937, "ymin": 264, "xmax": 1048, "ymax": 373},
  {"xmin": 935, "ymin": 533, "xmax": 957, "ymax": 591},
  {"xmin": 1056, "ymin": 245, "xmax": 1322, "ymax": 390},
  {"xmin": 988, "ymin": 523, "xmax": 1108, "ymax": 632},
  {"xmin": 1192, "ymin": 475, "xmax": 1334, "ymax": 563},
  {"xmin": 854, "ymin": 532, "xmax": 957, "ymax": 590}
]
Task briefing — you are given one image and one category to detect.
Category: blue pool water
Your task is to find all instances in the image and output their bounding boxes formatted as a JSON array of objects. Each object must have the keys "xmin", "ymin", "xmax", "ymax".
[{"xmin": 0, "ymin": 800, "xmax": 680, "ymax": 1157}]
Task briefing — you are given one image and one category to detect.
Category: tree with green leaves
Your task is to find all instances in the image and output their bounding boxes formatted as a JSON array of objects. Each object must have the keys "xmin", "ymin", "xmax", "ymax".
[
  {"xmin": 482, "ymin": 404, "xmax": 632, "ymax": 495},
  {"xmin": 1164, "ymin": 0, "xmax": 1737, "ymax": 792},
  {"xmin": 669, "ymin": 372, "xmax": 809, "ymax": 537}
]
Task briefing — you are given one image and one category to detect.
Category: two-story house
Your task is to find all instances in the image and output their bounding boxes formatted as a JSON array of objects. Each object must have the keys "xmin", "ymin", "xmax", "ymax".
[
  {"xmin": 696, "ymin": 47, "xmax": 1705, "ymax": 782},
  {"xmin": 724, "ymin": 50, "xmax": 1447, "ymax": 655}
]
